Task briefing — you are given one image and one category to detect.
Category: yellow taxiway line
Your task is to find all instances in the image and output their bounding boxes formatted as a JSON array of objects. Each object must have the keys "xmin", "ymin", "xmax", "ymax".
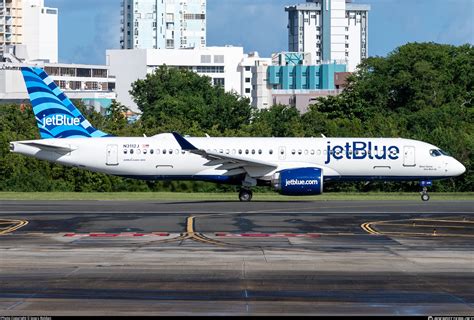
[
  {"xmin": 0, "ymin": 219, "xmax": 29, "ymax": 235},
  {"xmin": 361, "ymin": 218, "xmax": 474, "ymax": 238}
]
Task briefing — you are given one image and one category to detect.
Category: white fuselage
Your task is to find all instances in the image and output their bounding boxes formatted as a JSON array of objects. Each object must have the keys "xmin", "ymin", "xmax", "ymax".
[{"xmin": 10, "ymin": 133, "xmax": 466, "ymax": 185}]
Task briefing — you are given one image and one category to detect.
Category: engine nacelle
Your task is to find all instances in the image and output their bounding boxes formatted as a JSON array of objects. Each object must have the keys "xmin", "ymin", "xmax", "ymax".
[{"xmin": 272, "ymin": 167, "xmax": 323, "ymax": 196}]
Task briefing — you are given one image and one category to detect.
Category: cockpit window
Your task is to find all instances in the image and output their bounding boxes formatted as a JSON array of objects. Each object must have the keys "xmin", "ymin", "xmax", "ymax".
[
  {"xmin": 430, "ymin": 149, "xmax": 442, "ymax": 157},
  {"xmin": 439, "ymin": 149, "xmax": 450, "ymax": 156}
]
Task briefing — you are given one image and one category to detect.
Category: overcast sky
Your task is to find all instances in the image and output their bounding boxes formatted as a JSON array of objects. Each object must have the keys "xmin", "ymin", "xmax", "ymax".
[{"xmin": 48, "ymin": 0, "xmax": 474, "ymax": 65}]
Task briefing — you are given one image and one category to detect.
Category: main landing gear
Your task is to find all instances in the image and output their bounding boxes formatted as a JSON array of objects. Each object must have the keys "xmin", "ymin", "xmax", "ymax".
[
  {"xmin": 420, "ymin": 181, "xmax": 432, "ymax": 202},
  {"xmin": 239, "ymin": 188, "xmax": 253, "ymax": 202}
]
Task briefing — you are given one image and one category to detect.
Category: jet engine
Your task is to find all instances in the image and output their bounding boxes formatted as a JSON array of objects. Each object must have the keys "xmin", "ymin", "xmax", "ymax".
[{"xmin": 272, "ymin": 167, "xmax": 323, "ymax": 196}]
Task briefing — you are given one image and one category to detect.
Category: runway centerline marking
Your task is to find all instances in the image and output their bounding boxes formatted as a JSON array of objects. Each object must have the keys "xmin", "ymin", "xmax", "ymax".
[{"xmin": 0, "ymin": 219, "xmax": 29, "ymax": 235}]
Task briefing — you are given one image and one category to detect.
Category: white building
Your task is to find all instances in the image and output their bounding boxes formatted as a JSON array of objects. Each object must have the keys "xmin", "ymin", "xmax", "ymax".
[
  {"xmin": 121, "ymin": 0, "xmax": 206, "ymax": 50},
  {"xmin": 0, "ymin": 62, "xmax": 116, "ymax": 113},
  {"xmin": 286, "ymin": 0, "xmax": 370, "ymax": 71},
  {"xmin": 0, "ymin": 0, "xmax": 58, "ymax": 63},
  {"xmin": 239, "ymin": 52, "xmax": 271, "ymax": 101},
  {"xmin": 107, "ymin": 46, "xmax": 264, "ymax": 113},
  {"xmin": 22, "ymin": 0, "xmax": 58, "ymax": 63}
]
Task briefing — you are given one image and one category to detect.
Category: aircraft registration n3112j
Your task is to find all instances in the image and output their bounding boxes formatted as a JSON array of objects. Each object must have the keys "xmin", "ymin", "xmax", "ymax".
[{"xmin": 10, "ymin": 67, "xmax": 466, "ymax": 201}]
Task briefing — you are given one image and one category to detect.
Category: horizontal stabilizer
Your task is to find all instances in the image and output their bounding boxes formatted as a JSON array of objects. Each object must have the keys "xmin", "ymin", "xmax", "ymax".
[{"xmin": 19, "ymin": 141, "xmax": 75, "ymax": 153}]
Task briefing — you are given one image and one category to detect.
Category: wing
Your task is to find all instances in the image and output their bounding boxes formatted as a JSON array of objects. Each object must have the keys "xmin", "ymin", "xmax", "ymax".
[{"xmin": 172, "ymin": 132, "xmax": 277, "ymax": 177}]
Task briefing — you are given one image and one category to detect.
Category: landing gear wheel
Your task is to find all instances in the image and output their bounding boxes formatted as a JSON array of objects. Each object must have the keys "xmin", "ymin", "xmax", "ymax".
[
  {"xmin": 239, "ymin": 189, "xmax": 253, "ymax": 202},
  {"xmin": 420, "ymin": 187, "xmax": 430, "ymax": 202},
  {"xmin": 421, "ymin": 193, "xmax": 430, "ymax": 202}
]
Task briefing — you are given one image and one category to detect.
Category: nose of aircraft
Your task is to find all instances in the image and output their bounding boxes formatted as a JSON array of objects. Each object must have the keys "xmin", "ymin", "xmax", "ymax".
[{"xmin": 452, "ymin": 159, "xmax": 466, "ymax": 176}]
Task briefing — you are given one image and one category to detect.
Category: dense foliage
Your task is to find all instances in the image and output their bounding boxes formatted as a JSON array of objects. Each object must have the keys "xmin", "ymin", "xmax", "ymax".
[{"xmin": 0, "ymin": 42, "xmax": 472, "ymax": 193}]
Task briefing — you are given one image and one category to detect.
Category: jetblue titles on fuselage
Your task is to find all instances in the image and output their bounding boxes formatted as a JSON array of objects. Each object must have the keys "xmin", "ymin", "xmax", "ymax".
[{"xmin": 325, "ymin": 141, "xmax": 400, "ymax": 164}]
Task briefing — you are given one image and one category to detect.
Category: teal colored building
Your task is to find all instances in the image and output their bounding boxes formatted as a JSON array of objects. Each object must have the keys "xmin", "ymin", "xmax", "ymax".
[{"xmin": 267, "ymin": 62, "xmax": 347, "ymax": 90}]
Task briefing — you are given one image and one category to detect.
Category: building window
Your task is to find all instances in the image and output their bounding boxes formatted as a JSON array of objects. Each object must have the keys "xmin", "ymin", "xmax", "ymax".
[
  {"xmin": 60, "ymin": 67, "xmax": 75, "ymax": 77},
  {"xmin": 214, "ymin": 55, "xmax": 224, "ymax": 63},
  {"xmin": 77, "ymin": 68, "xmax": 92, "ymax": 77},
  {"xmin": 69, "ymin": 81, "xmax": 82, "ymax": 90},
  {"xmin": 184, "ymin": 13, "xmax": 205, "ymax": 20},
  {"xmin": 84, "ymin": 82, "xmax": 99, "ymax": 90},
  {"xmin": 213, "ymin": 78, "xmax": 225, "ymax": 87},
  {"xmin": 92, "ymin": 69, "xmax": 108, "ymax": 78},
  {"xmin": 245, "ymin": 78, "xmax": 251, "ymax": 83},
  {"xmin": 200, "ymin": 55, "xmax": 211, "ymax": 63},
  {"xmin": 245, "ymin": 88, "xmax": 251, "ymax": 94},
  {"xmin": 196, "ymin": 66, "xmax": 224, "ymax": 73},
  {"xmin": 245, "ymin": 66, "xmax": 251, "ymax": 71}
]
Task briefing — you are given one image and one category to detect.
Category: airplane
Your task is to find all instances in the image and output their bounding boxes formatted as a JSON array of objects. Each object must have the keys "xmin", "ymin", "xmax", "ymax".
[{"xmin": 9, "ymin": 67, "xmax": 466, "ymax": 202}]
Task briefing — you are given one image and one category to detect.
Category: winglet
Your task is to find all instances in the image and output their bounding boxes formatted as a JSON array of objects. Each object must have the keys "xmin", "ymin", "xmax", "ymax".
[{"xmin": 172, "ymin": 132, "xmax": 198, "ymax": 150}]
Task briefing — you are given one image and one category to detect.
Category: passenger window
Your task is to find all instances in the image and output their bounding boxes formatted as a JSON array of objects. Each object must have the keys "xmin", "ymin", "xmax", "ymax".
[
  {"xmin": 251, "ymin": 150, "xmax": 256, "ymax": 155},
  {"xmin": 298, "ymin": 150, "xmax": 302, "ymax": 155},
  {"xmin": 219, "ymin": 149, "xmax": 223, "ymax": 154},
  {"xmin": 163, "ymin": 150, "xmax": 166, "ymax": 154},
  {"xmin": 124, "ymin": 149, "xmax": 128, "ymax": 154},
  {"xmin": 143, "ymin": 149, "xmax": 148, "ymax": 155},
  {"xmin": 245, "ymin": 150, "xmax": 249, "ymax": 155},
  {"xmin": 169, "ymin": 150, "xmax": 173, "ymax": 155},
  {"xmin": 305, "ymin": 150, "xmax": 309, "ymax": 155},
  {"xmin": 258, "ymin": 149, "xmax": 262, "ymax": 155},
  {"xmin": 311, "ymin": 150, "xmax": 315, "ymax": 155},
  {"xmin": 317, "ymin": 150, "xmax": 321, "ymax": 155},
  {"xmin": 291, "ymin": 150, "xmax": 296, "ymax": 155},
  {"xmin": 150, "ymin": 149, "xmax": 154, "ymax": 155},
  {"xmin": 232, "ymin": 149, "xmax": 236, "ymax": 155},
  {"xmin": 239, "ymin": 149, "xmax": 243, "ymax": 155},
  {"xmin": 270, "ymin": 150, "xmax": 274, "ymax": 155},
  {"xmin": 225, "ymin": 149, "xmax": 230, "ymax": 154},
  {"xmin": 130, "ymin": 149, "xmax": 134, "ymax": 155},
  {"xmin": 137, "ymin": 149, "xmax": 141, "ymax": 155}
]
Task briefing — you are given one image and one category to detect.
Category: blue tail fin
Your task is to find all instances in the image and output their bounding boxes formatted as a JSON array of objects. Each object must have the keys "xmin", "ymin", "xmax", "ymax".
[{"xmin": 20, "ymin": 67, "xmax": 111, "ymax": 139}]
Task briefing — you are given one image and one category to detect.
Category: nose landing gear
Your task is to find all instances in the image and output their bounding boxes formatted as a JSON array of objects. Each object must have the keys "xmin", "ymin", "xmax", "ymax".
[{"xmin": 420, "ymin": 181, "xmax": 432, "ymax": 202}]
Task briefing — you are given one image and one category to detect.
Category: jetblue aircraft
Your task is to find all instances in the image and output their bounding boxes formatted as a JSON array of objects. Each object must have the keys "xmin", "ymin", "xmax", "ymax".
[{"xmin": 10, "ymin": 67, "xmax": 466, "ymax": 201}]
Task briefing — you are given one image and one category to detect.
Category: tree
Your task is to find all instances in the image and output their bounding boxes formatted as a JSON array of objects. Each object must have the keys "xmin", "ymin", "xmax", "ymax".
[{"xmin": 130, "ymin": 65, "xmax": 255, "ymax": 135}]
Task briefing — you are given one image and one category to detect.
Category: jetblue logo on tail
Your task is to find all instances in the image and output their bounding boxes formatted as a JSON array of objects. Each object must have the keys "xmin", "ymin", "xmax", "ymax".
[
  {"xmin": 325, "ymin": 141, "xmax": 400, "ymax": 164},
  {"xmin": 42, "ymin": 115, "xmax": 81, "ymax": 128}
]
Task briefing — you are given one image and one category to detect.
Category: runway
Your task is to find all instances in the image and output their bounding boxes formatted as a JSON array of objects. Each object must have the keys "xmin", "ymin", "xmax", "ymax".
[{"xmin": 0, "ymin": 200, "xmax": 473, "ymax": 316}]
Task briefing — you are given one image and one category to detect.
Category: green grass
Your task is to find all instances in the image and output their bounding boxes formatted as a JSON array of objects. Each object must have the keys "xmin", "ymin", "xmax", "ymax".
[{"xmin": 0, "ymin": 192, "xmax": 473, "ymax": 201}]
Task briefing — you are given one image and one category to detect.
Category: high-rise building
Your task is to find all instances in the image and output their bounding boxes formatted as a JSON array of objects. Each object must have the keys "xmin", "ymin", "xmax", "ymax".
[
  {"xmin": 0, "ymin": 0, "xmax": 58, "ymax": 62},
  {"xmin": 121, "ymin": 0, "xmax": 206, "ymax": 50},
  {"xmin": 0, "ymin": 0, "xmax": 23, "ymax": 56},
  {"xmin": 22, "ymin": 0, "xmax": 58, "ymax": 62},
  {"xmin": 286, "ymin": 0, "xmax": 370, "ymax": 72}
]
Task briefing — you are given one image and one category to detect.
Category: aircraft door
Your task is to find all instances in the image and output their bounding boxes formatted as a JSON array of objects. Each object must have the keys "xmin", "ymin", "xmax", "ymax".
[
  {"xmin": 403, "ymin": 146, "xmax": 416, "ymax": 167},
  {"xmin": 106, "ymin": 145, "xmax": 119, "ymax": 166},
  {"xmin": 279, "ymin": 146, "xmax": 286, "ymax": 160}
]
